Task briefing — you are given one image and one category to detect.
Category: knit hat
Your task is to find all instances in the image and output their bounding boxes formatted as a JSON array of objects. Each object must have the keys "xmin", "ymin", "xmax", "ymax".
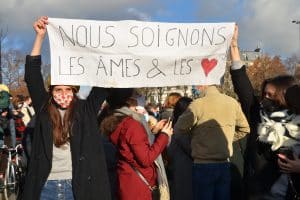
[
  {"xmin": 0, "ymin": 84, "xmax": 9, "ymax": 93},
  {"xmin": 106, "ymin": 88, "xmax": 134, "ymax": 109}
]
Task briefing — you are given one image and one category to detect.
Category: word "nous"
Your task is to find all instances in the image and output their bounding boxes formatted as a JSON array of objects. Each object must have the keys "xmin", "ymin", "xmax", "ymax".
[{"xmin": 58, "ymin": 25, "xmax": 116, "ymax": 48}]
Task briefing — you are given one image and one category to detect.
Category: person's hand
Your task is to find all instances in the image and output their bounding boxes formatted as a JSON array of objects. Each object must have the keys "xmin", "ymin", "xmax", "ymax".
[
  {"xmin": 31, "ymin": 16, "xmax": 48, "ymax": 55},
  {"xmin": 231, "ymin": 24, "xmax": 238, "ymax": 48},
  {"xmin": 152, "ymin": 119, "xmax": 166, "ymax": 134},
  {"xmin": 230, "ymin": 24, "xmax": 241, "ymax": 62},
  {"xmin": 12, "ymin": 110, "xmax": 18, "ymax": 115},
  {"xmin": 161, "ymin": 119, "xmax": 173, "ymax": 137},
  {"xmin": 1, "ymin": 111, "xmax": 8, "ymax": 117},
  {"xmin": 278, "ymin": 153, "xmax": 300, "ymax": 173},
  {"xmin": 33, "ymin": 16, "xmax": 48, "ymax": 38}
]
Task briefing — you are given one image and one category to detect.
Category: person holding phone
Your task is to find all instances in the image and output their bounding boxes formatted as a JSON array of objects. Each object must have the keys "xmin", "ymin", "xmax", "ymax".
[
  {"xmin": 278, "ymin": 84, "xmax": 300, "ymax": 199},
  {"xmin": 230, "ymin": 25, "xmax": 298, "ymax": 200},
  {"xmin": 278, "ymin": 153, "xmax": 300, "ymax": 173},
  {"xmin": 100, "ymin": 88, "xmax": 173, "ymax": 200}
]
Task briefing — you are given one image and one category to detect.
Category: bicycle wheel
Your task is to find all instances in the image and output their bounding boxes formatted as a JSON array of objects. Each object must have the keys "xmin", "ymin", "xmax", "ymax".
[
  {"xmin": 3, "ymin": 163, "xmax": 18, "ymax": 200},
  {"xmin": 15, "ymin": 160, "xmax": 26, "ymax": 199}
]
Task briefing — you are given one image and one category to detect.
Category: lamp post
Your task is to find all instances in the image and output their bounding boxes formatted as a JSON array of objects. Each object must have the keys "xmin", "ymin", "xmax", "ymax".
[{"xmin": 292, "ymin": 20, "xmax": 300, "ymax": 55}]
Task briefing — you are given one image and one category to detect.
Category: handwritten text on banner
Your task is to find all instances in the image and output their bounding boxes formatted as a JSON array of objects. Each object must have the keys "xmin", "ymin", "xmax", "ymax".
[{"xmin": 47, "ymin": 18, "xmax": 235, "ymax": 87}]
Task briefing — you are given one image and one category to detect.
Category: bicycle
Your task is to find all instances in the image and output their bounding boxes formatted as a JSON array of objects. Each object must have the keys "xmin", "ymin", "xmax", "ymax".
[{"xmin": 0, "ymin": 144, "xmax": 26, "ymax": 200}]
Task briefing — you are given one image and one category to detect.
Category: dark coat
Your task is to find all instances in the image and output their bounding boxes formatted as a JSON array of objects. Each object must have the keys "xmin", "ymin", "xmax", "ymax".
[
  {"xmin": 22, "ymin": 55, "xmax": 111, "ymax": 200},
  {"xmin": 230, "ymin": 66, "xmax": 281, "ymax": 200},
  {"xmin": 167, "ymin": 131, "xmax": 193, "ymax": 200}
]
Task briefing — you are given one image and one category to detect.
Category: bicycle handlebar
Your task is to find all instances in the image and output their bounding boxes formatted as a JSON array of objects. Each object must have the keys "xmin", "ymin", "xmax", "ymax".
[{"xmin": 0, "ymin": 144, "xmax": 23, "ymax": 154}]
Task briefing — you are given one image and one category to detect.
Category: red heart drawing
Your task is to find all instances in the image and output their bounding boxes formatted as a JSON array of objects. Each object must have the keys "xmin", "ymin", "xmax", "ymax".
[{"xmin": 201, "ymin": 58, "xmax": 218, "ymax": 77}]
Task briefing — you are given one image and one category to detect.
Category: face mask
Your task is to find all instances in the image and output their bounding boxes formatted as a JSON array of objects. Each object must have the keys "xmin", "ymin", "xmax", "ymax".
[
  {"xmin": 192, "ymin": 86, "xmax": 201, "ymax": 98},
  {"xmin": 53, "ymin": 92, "xmax": 74, "ymax": 109},
  {"xmin": 144, "ymin": 113, "xmax": 149, "ymax": 122},
  {"xmin": 261, "ymin": 98, "xmax": 281, "ymax": 114}
]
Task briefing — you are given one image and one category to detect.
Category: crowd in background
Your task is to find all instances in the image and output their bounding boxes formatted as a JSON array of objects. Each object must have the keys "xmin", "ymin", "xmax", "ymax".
[{"xmin": 0, "ymin": 16, "xmax": 299, "ymax": 200}]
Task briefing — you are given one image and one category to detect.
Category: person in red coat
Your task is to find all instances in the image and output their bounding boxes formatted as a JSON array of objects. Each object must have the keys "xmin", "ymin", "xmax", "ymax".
[{"xmin": 100, "ymin": 89, "xmax": 173, "ymax": 200}]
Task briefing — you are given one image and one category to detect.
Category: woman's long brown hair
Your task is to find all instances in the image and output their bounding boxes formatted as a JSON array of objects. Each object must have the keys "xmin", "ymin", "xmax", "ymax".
[
  {"xmin": 261, "ymin": 75, "xmax": 296, "ymax": 106},
  {"xmin": 47, "ymin": 90, "xmax": 78, "ymax": 147}
]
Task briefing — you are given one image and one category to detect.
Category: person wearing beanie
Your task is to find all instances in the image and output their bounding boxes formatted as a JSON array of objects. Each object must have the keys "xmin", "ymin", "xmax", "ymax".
[{"xmin": 100, "ymin": 88, "xmax": 173, "ymax": 200}]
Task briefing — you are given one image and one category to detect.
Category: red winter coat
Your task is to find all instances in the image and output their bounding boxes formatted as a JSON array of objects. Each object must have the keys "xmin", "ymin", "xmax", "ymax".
[{"xmin": 110, "ymin": 116, "xmax": 169, "ymax": 200}]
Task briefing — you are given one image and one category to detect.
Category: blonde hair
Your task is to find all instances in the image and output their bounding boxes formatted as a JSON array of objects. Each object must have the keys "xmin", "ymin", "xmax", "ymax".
[{"xmin": 164, "ymin": 92, "xmax": 182, "ymax": 108}]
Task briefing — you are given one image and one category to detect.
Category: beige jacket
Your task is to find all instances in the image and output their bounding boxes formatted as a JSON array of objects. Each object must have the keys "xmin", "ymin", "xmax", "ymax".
[{"xmin": 174, "ymin": 86, "xmax": 250, "ymax": 163}]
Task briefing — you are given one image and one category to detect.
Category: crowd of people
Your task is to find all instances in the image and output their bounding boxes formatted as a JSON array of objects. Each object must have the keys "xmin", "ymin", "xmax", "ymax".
[
  {"xmin": 0, "ymin": 84, "xmax": 35, "ymax": 178},
  {"xmin": 0, "ymin": 16, "xmax": 299, "ymax": 200}
]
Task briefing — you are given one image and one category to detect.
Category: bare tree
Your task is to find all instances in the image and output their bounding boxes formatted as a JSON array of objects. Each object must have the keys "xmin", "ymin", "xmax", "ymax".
[
  {"xmin": 284, "ymin": 54, "xmax": 300, "ymax": 75},
  {"xmin": 247, "ymin": 55, "xmax": 287, "ymax": 96},
  {"xmin": 156, "ymin": 87, "xmax": 167, "ymax": 105},
  {"xmin": 137, "ymin": 87, "xmax": 154, "ymax": 103},
  {"xmin": 294, "ymin": 64, "xmax": 300, "ymax": 82},
  {"xmin": 1, "ymin": 49, "xmax": 25, "ymax": 89},
  {"xmin": 0, "ymin": 26, "xmax": 8, "ymax": 83},
  {"xmin": 220, "ymin": 67, "xmax": 237, "ymax": 99}
]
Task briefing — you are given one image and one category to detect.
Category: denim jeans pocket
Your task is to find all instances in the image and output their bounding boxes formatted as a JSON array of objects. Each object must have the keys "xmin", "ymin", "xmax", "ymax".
[{"xmin": 66, "ymin": 179, "xmax": 72, "ymax": 187}]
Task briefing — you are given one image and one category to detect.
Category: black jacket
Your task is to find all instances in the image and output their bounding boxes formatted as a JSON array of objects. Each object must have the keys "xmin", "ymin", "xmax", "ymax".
[
  {"xmin": 22, "ymin": 55, "xmax": 111, "ymax": 200},
  {"xmin": 230, "ymin": 66, "xmax": 281, "ymax": 200}
]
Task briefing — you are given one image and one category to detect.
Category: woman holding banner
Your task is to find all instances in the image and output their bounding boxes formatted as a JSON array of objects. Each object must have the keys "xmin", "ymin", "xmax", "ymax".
[
  {"xmin": 22, "ymin": 16, "xmax": 111, "ymax": 200},
  {"xmin": 230, "ymin": 25, "xmax": 297, "ymax": 200}
]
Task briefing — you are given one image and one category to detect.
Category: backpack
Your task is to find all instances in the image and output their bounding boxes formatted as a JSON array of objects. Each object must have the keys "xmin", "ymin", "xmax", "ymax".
[{"xmin": 0, "ymin": 91, "xmax": 10, "ymax": 109}]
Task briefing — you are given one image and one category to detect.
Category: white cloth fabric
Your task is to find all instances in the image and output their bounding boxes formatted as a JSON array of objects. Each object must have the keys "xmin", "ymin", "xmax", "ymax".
[{"xmin": 258, "ymin": 110, "xmax": 300, "ymax": 151}]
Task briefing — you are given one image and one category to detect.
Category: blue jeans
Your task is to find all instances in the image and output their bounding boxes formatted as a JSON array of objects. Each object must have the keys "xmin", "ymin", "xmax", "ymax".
[
  {"xmin": 263, "ymin": 174, "xmax": 288, "ymax": 200},
  {"xmin": 40, "ymin": 179, "xmax": 74, "ymax": 200},
  {"xmin": 192, "ymin": 162, "xmax": 231, "ymax": 200}
]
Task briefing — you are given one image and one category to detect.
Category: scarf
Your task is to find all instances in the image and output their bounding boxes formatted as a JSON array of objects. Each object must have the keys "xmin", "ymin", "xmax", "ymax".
[
  {"xmin": 258, "ymin": 109, "xmax": 300, "ymax": 151},
  {"xmin": 114, "ymin": 107, "xmax": 170, "ymax": 199}
]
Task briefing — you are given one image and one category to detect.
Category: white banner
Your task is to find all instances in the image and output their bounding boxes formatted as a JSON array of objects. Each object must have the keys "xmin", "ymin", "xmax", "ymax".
[{"xmin": 47, "ymin": 18, "xmax": 234, "ymax": 87}]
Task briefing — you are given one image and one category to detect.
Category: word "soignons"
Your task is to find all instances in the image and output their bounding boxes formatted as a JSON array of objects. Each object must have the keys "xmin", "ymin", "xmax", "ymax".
[{"xmin": 58, "ymin": 24, "xmax": 227, "ymax": 49}]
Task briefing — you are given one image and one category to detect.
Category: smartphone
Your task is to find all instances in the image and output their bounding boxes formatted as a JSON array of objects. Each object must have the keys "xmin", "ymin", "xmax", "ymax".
[{"xmin": 278, "ymin": 147, "xmax": 294, "ymax": 161}]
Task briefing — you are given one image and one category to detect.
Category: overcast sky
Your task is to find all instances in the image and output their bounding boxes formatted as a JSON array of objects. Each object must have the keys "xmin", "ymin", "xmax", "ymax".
[{"xmin": 1, "ymin": 0, "xmax": 300, "ymax": 58}]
